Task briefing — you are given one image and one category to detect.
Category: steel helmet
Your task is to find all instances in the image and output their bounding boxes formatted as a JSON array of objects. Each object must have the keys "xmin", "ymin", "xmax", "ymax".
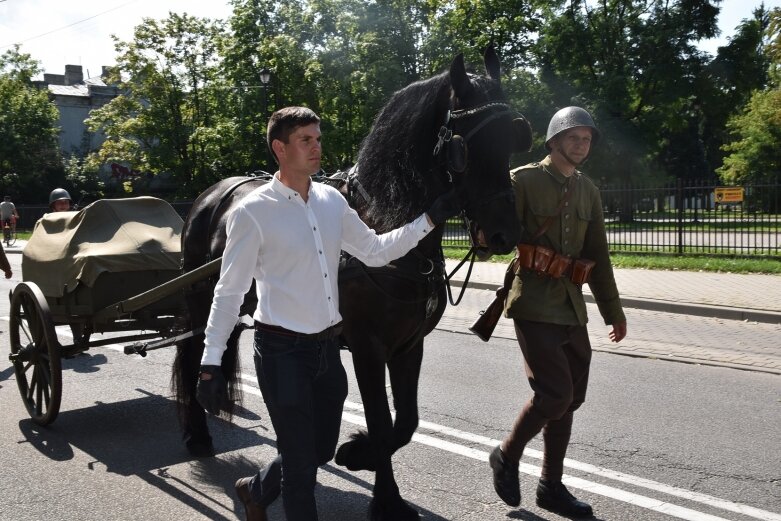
[
  {"xmin": 545, "ymin": 106, "xmax": 600, "ymax": 150},
  {"xmin": 49, "ymin": 188, "xmax": 72, "ymax": 207}
]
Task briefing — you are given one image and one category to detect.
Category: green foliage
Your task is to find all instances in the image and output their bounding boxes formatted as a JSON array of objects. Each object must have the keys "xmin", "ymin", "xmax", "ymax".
[
  {"xmin": 442, "ymin": 248, "xmax": 781, "ymax": 274},
  {"xmin": 718, "ymin": 87, "xmax": 781, "ymax": 184},
  {"xmin": 63, "ymin": 155, "xmax": 104, "ymax": 204},
  {"xmin": 718, "ymin": 8, "xmax": 781, "ymax": 186},
  {"xmin": 4, "ymin": 0, "xmax": 771, "ymax": 202},
  {"xmin": 85, "ymin": 13, "xmax": 234, "ymax": 196},
  {"xmin": 533, "ymin": 0, "xmax": 720, "ymax": 184},
  {"xmin": 0, "ymin": 46, "xmax": 62, "ymax": 202}
]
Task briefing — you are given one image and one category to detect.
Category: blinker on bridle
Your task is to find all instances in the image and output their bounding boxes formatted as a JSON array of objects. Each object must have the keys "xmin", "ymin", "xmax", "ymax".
[{"xmin": 432, "ymin": 101, "xmax": 527, "ymax": 175}]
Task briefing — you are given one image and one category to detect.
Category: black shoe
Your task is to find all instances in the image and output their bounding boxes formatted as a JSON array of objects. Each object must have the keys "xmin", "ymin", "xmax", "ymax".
[
  {"xmin": 235, "ymin": 477, "xmax": 268, "ymax": 521},
  {"xmin": 536, "ymin": 479, "xmax": 593, "ymax": 518},
  {"xmin": 489, "ymin": 445, "xmax": 520, "ymax": 507}
]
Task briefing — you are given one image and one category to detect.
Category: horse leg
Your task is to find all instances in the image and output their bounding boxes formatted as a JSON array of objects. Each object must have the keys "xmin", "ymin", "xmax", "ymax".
[
  {"xmin": 338, "ymin": 341, "xmax": 419, "ymax": 521},
  {"xmin": 388, "ymin": 340, "xmax": 423, "ymax": 453}
]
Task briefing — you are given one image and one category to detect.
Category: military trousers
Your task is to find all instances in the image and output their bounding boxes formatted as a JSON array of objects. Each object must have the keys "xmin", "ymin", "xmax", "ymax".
[{"xmin": 513, "ymin": 319, "xmax": 592, "ymax": 420}]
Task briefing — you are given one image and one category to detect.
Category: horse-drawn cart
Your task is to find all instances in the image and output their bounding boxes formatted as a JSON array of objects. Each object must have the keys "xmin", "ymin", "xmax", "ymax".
[{"xmin": 7, "ymin": 197, "xmax": 220, "ymax": 425}]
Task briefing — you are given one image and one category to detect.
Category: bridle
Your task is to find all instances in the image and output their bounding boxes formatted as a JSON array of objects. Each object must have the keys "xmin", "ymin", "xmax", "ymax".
[{"xmin": 431, "ymin": 101, "xmax": 522, "ymax": 305}]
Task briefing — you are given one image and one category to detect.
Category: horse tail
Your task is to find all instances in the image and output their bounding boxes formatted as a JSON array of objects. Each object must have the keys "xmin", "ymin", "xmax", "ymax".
[{"xmin": 171, "ymin": 288, "xmax": 246, "ymax": 422}]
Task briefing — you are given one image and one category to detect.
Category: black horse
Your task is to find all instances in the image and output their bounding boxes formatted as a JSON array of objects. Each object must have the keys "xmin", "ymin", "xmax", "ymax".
[{"xmin": 172, "ymin": 45, "xmax": 529, "ymax": 520}]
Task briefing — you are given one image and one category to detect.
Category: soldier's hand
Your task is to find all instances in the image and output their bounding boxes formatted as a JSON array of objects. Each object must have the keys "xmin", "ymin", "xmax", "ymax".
[
  {"xmin": 196, "ymin": 365, "xmax": 229, "ymax": 415},
  {"xmin": 609, "ymin": 321, "xmax": 627, "ymax": 343},
  {"xmin": 3, "ymin": 268, "xmax": 11, "ymax": 279}
]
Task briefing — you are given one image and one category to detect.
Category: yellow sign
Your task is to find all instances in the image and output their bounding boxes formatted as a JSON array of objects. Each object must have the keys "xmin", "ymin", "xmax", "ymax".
[{"xmin": 714, "ymin": 187, "xmax": 744, "ymax": 203}]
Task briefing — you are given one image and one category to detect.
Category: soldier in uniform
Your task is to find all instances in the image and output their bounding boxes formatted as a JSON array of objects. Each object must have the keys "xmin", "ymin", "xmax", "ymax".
[{"xmin": 489, "ymin": 106, "xmax": 627, "ymax": 518}]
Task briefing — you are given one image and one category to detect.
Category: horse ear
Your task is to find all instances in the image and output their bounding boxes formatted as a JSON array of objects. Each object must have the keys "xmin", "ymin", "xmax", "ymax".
[
  {"xmin": 484, "ymin": 42, "xmax": 501, "ymax": 82},
  {"xmin": 449, "ymin": 53, "xmax": 472, "ymax": 99}
]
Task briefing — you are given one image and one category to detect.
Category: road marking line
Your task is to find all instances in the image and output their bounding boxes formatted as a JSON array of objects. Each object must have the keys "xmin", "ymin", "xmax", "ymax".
[
  {"xmin": 340, "ymin": 410, "xmax": 733, "ymax": 521},
  {"xmin": 238, "ymin": 374, "xmax": 780, "ymax": 521}
]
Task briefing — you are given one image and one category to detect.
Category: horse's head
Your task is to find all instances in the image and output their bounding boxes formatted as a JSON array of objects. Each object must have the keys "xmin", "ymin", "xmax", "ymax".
[{"xmin": 436, "ymin": 44, "xmax": 531, "ymax": 255}]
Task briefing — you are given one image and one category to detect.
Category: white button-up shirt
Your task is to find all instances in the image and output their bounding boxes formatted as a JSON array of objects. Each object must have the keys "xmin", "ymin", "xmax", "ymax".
[{"xmin": 201, "ymin": 174, "xmax": 432, "ymax": 366}]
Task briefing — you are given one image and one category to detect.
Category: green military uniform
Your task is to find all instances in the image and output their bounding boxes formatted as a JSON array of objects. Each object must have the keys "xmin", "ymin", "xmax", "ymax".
[
  {"xmin": 490, "ymin": 108, "xmax": 620, "ymax": 518},
  {"xmin": 505, "ymin": 155, "xmax": 625, "ymax": 327}
]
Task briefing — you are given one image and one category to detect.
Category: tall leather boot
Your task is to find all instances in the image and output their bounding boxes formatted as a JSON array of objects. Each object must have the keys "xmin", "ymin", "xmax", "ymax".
[
  {"xmin": 489, "ymin": 401, "xmax": 547, "ymax": 507},
  {"xmin": 536, "ymin": 411, "xmax": 593, "ymax": 518}
]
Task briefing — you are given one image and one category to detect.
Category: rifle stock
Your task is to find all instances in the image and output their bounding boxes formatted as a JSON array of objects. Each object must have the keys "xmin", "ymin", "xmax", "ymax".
[
  {"xmin": 469, "ymin": 287, "xmax": 508, "ymax": 342},
  {"xmin": 469, "ymin": 257, "xmax": 519, "ymax": 342}
]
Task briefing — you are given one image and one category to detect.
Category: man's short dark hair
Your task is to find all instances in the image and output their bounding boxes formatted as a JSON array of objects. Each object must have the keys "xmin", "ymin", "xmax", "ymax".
[{"xmin": 267, "ymin": 107, "xmax": 320, "ymax": 163}]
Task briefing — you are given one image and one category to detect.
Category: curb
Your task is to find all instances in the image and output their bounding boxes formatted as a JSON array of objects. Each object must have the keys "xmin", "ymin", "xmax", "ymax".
[
  {"xmin": 439, "ymin": 326, "xmax": 781, "ymax": 376},
  {"xmin": 448, "ymin": 280, "xmax": 781, "ymax": 325}
]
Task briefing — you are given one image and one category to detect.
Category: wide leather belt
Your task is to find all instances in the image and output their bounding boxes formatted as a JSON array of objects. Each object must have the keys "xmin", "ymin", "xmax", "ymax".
[{"xmin": 254, "ymin": 321, "xmax": 343, "ymax": 341}]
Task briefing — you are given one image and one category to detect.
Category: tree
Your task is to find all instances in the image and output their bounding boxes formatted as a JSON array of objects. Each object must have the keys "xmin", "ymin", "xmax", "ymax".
[
  {"xmin": 86, "ymin": 13, "xmax": 234, "ymax": 196},
  {"xmin": 0, "ymin": 46, "xmax": 62, "ymax": 202},
  {"xmin": 717, "ymin": 8, "xmax": 781, "ymax": 188},
  {"xmin": 423, "ymin": 0, "xmax": 544, "ymax": 73},
  {"xmin": 700, "ymin": 6, "xmax": 771, "ymax": 174},
  {"xmin": 533, "ymin": 0, "xmax": 720, "ymax": 186}
]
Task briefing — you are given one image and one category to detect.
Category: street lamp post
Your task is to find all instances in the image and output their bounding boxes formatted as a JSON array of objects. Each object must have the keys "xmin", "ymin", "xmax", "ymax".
[{"xmin": 259, "ymin": 68, "xmax": 272, "ymax": 172}]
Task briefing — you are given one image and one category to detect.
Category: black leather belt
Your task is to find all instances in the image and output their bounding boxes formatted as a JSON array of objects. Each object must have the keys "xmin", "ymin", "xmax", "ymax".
[{"xmin": 254, "ymin": 321, "xmax": 343, "ymax": 341}]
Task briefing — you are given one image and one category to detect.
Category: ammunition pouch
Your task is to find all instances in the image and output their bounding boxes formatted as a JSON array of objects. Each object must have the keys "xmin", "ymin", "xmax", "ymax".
[{"xmin": 517, "ymin": 243, "xmax": 595, "ymax": 285}]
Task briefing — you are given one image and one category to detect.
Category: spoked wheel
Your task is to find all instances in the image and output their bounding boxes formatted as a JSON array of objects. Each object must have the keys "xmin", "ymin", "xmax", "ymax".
[
  {"xmin": 9, "ymin": 282, "xmax": 62, "ymax": 425},
  {"xmin": 2, "ymin": 228, "xmax": 15, "ymax": 247}
]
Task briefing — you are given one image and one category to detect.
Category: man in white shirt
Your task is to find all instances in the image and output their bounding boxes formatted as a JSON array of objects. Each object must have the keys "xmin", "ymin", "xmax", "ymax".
[{"xmin": 196, "ymin": 106, "xmax": 460, "ymax": 521}]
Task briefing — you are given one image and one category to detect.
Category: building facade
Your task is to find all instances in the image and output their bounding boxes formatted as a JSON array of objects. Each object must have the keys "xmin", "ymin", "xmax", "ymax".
[{"xmin": 33, "ymin": 64, "xmax": 119, "ymax": 155}]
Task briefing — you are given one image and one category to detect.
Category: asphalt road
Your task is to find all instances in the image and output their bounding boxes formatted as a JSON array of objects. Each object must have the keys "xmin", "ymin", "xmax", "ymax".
[{"xmin": 0, "ymin": 256, "xmax": 779, "ymax": 521}]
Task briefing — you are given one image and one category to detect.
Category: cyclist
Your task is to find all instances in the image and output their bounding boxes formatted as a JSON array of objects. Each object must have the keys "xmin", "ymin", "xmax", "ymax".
[
  {"xmin": 49, "ymin": 188, "xmax": 73, "ymax": 212},
  {"xmin": 1, "ymin": 195, "xmax": 19, "ymax": 237}
]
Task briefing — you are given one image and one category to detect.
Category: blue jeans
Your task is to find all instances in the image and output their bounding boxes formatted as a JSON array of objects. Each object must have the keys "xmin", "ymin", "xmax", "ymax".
[{"xmin": 249, "ymin": 328, "xmax": 348, "ymax": 520}]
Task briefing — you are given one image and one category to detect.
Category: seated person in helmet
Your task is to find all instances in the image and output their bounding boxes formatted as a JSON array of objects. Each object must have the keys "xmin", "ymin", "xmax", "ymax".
[{"xmin": 49, "ymin": 188, "xmax": 73, "ymax": 212}]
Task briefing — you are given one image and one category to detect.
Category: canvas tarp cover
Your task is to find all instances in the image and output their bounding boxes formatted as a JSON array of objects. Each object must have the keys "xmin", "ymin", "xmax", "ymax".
[{"xmin": 23, "ymin": 197, "xmax": 183, "ymax": 297}]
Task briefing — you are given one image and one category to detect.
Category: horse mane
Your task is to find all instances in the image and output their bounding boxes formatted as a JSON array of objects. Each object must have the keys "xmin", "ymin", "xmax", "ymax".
[
  {"xmin": 355, "ymin": 72, "xmax": 451, "ymax": 232},
  {"xmin": 355, "ymin": 69, "xmax": 502, "ymax": 232}
]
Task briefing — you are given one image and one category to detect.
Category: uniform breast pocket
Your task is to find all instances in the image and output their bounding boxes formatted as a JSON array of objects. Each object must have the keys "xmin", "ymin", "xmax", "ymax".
[
  {"xmin": 576, "ymin": 206, "xmax": 592, "ymax": 240},
  {"xmin": 529, "ymin": 203, "xmax": 558, "ymax": 228}
]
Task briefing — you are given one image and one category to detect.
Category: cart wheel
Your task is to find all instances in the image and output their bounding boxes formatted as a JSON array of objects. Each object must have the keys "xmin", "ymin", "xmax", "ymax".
[{"xmin": 9, "ymin": 282, "xmax": 62, "ymax": 425}]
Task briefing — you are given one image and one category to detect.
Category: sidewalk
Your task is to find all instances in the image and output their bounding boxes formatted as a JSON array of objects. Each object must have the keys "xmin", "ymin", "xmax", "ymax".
[
  {"xmin": 443, "ymin": 258, "xmax": 781, "ymax": 376},
  {"xmin": 445, "ymin": 259, "xmax": 781, "ymax": 324}
]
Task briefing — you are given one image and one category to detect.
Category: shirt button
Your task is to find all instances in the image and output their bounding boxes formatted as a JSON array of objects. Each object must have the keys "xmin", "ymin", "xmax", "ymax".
[
  {"xmin": 319, "ymin": 250, "xmax": 322, "ymax": 254},
  {"xmin": 564, "ymin": 214, "xmax": 570, "ymax": 219},
  {"xmin": 324, "ymin": 273, "xmax": 328, "ymax": 278},
  {"xmin": 564, "ymin": 202, "xmax": 569, "ymax": 207},
  {"xmin": 313, "ymin": 226, "xmax": 317, "ymax": 231},
  {"xmin": 328, "ymin": 296, "xmax": 331, "ymax": 300},
  {"xmin": 565, "ymin": 227, "xmax": 570, "ymax": 232},
  {"xmin": 564, "ymin": 240, "xmax": 569, "ymax": 245}
]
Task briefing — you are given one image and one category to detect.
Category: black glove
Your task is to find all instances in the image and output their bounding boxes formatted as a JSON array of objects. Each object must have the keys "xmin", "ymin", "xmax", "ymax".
[
  {"xmin": 196, "ymin": 365, "xmax": 228, "ymax": 415},
  {"xmin": 426, "ymin": 187, "xmax": 462, "ymax": 225}
]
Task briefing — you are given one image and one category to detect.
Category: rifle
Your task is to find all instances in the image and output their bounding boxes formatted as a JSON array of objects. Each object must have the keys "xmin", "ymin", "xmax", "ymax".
[{"xmin": 469, "ymin": 257, "xmax": 519, "ymax": 342}]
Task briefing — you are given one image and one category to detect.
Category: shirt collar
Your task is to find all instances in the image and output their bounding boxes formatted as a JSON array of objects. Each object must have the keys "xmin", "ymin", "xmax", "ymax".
[
  {"xmin": 270, "ymin": 172, "xmax": 311, "ymax": 202},
  {"xmin": 541, "ymin": 155, "xmax": 580, "ymax": 185}
]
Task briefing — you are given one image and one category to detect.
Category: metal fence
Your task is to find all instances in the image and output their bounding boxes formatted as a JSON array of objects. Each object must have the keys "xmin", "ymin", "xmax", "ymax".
[
  {"xmin": 12, "ymin": 179, "xmax": 781, "ymax": 258},
  {"xmin": 442, "ymin": 178, "xmax": 781, "ymax": 258}
]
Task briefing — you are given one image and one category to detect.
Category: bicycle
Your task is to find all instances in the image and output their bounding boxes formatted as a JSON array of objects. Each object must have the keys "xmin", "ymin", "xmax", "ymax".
[{"xmin": 3, "ymin": 220, "xmax": 17, "ymax": 248}]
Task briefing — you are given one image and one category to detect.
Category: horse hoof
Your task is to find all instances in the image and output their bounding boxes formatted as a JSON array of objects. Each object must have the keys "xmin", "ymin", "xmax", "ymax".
[
  {"xmin": 185, "ymin": 434, "xmax": 215, "ymax": 457},
  {"xmin": 369, "ymin": 497, "xmax": 420, "ymax": 521},
  {"xmin": 335, "ymin": 437, "xmax": 375, "ymax": 471}
]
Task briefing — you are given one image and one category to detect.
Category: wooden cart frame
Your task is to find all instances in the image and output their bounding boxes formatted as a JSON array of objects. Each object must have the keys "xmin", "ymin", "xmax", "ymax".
[{"xmin": 7, "ymin": 258, "xmax": 221, "ymax": 425}]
